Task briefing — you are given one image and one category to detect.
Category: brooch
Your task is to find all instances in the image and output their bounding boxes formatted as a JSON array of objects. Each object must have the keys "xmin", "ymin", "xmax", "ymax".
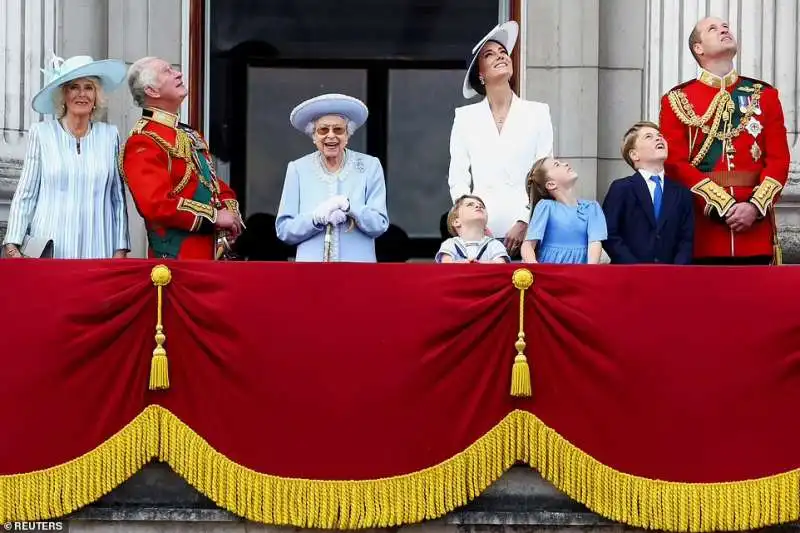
[
  {"xmin": 751, "ymin": 142, "xmax": 762, "ymax": 162},
  {"xmin": 746, "ymin": 117, "xmax": 763, "ymax": 138},
  {"xmin": 355, "ymin": 158, "xmax": 366, "ymax": 173}
]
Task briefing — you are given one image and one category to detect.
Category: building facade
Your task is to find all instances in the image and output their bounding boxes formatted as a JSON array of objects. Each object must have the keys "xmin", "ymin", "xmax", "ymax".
[{"xmin": 1, "ymin": 0, "xmax": 799, "ymax": 261}]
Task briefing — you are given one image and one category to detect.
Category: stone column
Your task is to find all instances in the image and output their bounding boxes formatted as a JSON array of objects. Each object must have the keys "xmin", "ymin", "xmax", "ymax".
[
  {"xmin": 106, "ymin": 0, "xmax": 184, "ymax": 258},
  {"xmin": 596, "ymin": 0, "xmax": 648, "ymax": 198},
  {"xmin": 643, "ymin": 0, "xmax": 800, "ymax": 260},
  {"xmin": 525, "ymin": 0, "xmax": 654, "ymax": 202},
  {"xmin": 0, "ymin": 0, "xmax": 58, "ymax": 242},
  {"xmin": 525, "ymin": 0, "xmax": 601, "ymax": 200}
]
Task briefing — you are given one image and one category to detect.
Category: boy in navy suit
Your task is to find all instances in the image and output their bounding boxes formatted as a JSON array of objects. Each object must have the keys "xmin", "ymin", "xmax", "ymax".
[{"xmin": 602, "ymin": 122, "xmax": 694, "ymax": 264}]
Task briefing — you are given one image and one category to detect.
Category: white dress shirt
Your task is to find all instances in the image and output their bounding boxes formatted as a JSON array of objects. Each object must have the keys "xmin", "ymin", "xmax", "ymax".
[
  {"xmin": 638, "ymin": 168, "xmax": 665, "ymax": 203},
  {"xmin": 447, "ymin": 94, "xmax": 554, "ymax": 238}
]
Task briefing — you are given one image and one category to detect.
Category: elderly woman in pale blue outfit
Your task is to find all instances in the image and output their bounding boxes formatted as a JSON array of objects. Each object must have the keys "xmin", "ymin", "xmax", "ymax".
[
  {"xmin": 276, "ymin": 94, "xmax": 389, "ymax": 262},
  {"xmin": 2, "ymin": 55, "xmax": 130, "ymax": 259}
]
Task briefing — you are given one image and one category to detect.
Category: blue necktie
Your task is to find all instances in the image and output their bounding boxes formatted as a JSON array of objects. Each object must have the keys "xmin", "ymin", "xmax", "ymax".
[{"xmin": 652, "ymin": 175, "xmax": 663, "ymax": 220}]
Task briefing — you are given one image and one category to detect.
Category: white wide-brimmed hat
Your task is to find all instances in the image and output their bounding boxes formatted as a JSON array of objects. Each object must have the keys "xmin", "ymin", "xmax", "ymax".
[
  {"xmin": 462, "ymin": 21, "xmax": 519, "ymax": 99},
  {"xmin": 31, "ymin": 55, "xmax": 127, "ymax": 115},
  {"xmin": 289, "ymin": 94, "xmax": 369, "ymax": 133}
]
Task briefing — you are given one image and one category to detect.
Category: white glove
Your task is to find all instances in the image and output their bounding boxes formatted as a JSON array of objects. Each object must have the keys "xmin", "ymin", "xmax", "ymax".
[
  {"xmin": 313, "ymin": 196, "xmax": 350, "ymax": 226},
  {"xmin": 330, "ymin": 195, "xmax": 350, "ymax": 212},
  {"xmin": 312, "ymin": 204, "xmax": 330, "ymax": 226},
  {"xmin": 312, "ymin": 198, "xmax": 338, "ymax": 225},
  {"xmin": 327, "ymin": 209, "xmax": 348, "ymax": 226}
]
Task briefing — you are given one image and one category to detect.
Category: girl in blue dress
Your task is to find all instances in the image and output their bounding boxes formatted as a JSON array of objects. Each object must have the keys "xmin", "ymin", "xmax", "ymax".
[{"xmin": 520, "ymin": 157, "xmax": 607, "ymax": 264}]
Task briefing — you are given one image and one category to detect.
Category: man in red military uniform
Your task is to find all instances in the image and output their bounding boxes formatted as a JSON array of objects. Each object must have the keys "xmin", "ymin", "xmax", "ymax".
[
  {"xmin": 659, "ymin": 16, "xmax": 790, "ymax": 265},
  {"xmin": 122, "ymin": 56, "xmax": 242, "ymax": 259}
]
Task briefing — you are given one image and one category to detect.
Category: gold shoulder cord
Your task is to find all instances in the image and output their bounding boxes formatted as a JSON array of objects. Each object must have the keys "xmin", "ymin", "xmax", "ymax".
[
  {"xmin": 667, "ymin": 84, "xmax": 762, "ymax": 167},
  {"xmin": 140, "ymin": 130, "xmax": 218, "ymax": 196}
]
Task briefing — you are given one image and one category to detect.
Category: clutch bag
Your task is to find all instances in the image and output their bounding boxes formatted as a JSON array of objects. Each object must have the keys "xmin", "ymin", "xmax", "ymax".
[{"xmin": 2, "ymin": 236, "xmax": 54, "ymax": 258}]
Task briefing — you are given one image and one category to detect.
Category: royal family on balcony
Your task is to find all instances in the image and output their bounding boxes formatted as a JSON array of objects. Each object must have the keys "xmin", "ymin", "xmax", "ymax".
[{"xmin": 2, "ymin": 15, "xmax": 789, "ymax": 267}]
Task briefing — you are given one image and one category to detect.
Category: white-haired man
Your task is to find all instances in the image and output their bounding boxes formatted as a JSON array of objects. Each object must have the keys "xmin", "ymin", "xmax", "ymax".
[{"xmin": 121, "ymin": 56, "xmax": 242, "ymax": 259}]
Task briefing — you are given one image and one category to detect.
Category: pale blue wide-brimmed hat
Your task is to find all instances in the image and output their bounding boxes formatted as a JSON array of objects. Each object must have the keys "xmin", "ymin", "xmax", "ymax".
[
  {"xmin": 289, "ymin": 94, "xmax": 369, "ymax": 133},
  {"xmin": 463, "ymin": 20, "xmax": 519, "ymax": 99},
  {"xmin": 32, "ymin": 55, "xmax": 127, "ymax": 115}
]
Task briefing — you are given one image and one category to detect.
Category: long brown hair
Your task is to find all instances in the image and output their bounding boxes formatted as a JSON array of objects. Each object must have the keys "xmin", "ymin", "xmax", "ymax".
[{"xmin": 525, "ymin": 157, "xmax": 553, "ymax": 217}]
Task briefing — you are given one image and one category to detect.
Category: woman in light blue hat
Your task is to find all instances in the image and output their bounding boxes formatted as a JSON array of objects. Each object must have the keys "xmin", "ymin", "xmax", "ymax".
[
  {"xmin": 2, "ymin": 55, "xmax": 130, "ymax": 259},
  {"xmin": 275, "ymin": 94, "xmax": 389, "ymax": 262}
]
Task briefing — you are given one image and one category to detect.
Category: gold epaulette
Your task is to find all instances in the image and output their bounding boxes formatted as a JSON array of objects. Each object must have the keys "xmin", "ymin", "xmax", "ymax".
[
  {"xmin": 128, "ymin": 118, "xmax": 147, "ymax": 136},
  {"xmin": 118, "ymin": 120, "xmax": 148, "ymax": 184}
]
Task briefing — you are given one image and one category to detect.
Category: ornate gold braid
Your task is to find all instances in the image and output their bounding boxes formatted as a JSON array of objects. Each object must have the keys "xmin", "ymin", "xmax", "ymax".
[
  {"xmin": 118, "ymin": 142, "xmax": 128, "ymax": 185},
  {"xmin": 667, "ymin": 84, "xmax": 762, "ymax": 167},
  {"xmin": 139, "ymin": 130, "xmax": 218, "ymax": 196}
]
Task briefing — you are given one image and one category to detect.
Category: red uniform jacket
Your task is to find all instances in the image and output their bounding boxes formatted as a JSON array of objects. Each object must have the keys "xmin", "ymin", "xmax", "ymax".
[
  {"xmin": 121, "ymin": 108, "xmax": 239, "ymax": 260},
  {"xmin": 659, "ymin": 69, "xmax": 790, "ymax": 260}
]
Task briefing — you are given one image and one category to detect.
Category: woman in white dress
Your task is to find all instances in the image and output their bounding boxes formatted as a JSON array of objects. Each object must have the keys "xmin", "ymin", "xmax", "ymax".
[
  {"xmin": 2, "ymin": 55, "xmax": 130, "ymax": 259},
  {"xmin": 447, "ymin": 21, "xmax": 554, "ymax": 258}
]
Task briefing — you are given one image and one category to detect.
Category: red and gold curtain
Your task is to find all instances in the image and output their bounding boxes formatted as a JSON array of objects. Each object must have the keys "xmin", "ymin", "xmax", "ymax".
[{"xmin": 2, "ymin": 260, "xmax": 800, "ymax": 531}]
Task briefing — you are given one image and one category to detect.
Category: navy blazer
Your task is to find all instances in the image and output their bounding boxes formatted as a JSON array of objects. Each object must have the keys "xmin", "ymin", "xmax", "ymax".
[{"xmin": 602, "ymin": 172, "xmax": 694, "ymax": 264}]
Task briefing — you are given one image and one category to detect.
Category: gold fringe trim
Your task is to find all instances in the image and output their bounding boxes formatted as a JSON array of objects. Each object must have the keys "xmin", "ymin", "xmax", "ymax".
[
  {"xmin": 2, "ymin": 406, "xmax": 799, "ymax": 531},
  {"xmin": 0, "ymin": 406, "xmax": 160, "ymax": 523},
  {"xmin": 158, "ymin": 408, "xmax": 800, "ymax": 531}
]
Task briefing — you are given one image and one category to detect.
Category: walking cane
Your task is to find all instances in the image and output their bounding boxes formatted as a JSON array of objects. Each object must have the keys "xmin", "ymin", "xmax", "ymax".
[{"xmin": 323, "ymin": 223, "xmax": 334, "ymax": 262}]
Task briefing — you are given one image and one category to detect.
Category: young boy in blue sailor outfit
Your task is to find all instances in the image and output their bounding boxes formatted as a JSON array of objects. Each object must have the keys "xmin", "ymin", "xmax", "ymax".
[{"xmin": 436, "ymin": 195, "xmax": 510, "ymax": 263}]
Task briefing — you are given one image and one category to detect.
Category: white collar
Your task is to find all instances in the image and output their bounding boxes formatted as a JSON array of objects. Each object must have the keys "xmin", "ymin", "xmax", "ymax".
[{"xmin": 638, "ymin": 169, "xmax": 664, "ymax": 181}]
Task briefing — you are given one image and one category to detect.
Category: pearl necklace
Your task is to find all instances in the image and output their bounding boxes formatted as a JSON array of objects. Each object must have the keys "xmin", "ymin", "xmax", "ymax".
[{"xmin": 316, "ymin": 150, "xmax": 351, "ymax": 184}]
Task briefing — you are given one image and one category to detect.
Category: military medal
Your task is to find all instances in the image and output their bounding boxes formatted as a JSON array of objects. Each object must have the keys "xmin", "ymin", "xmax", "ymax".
[
  {"xmin": 746, "ymin": 117, "xmax": 763, "ymax": 138},
  {"xmin": 751, "ymin": 142, "xmax": 762, "ymax": 162},
  {"xmin": 737, "ymin": 95, "xmax": 750, "ymax": 113}
]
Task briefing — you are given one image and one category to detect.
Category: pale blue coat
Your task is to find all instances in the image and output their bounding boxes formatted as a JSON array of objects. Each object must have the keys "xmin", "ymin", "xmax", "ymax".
[{"xmin": 276, "ymin": 150, "xmax": 389, "ymax": 262}]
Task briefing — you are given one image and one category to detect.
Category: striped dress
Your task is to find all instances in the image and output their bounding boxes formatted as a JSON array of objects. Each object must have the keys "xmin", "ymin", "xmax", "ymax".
[{"xmin": 3, "ymin": 119, "xmax": 130, "ymax": 259}]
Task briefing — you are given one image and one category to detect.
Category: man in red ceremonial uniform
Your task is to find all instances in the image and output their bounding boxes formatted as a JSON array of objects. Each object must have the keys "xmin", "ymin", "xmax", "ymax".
[
  {"xmin": 659, "ymin": 17, "xmax": 790, "ymax": 265},
  {"xmin": 122, "ymin": 57, "xmax": 242, "ymax": 259}
]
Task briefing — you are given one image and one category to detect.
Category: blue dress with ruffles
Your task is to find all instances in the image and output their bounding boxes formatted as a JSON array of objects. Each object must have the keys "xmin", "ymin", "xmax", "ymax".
[{"xmin": 525, "ymin": 199, "xmax": 608, "ymax": 264}]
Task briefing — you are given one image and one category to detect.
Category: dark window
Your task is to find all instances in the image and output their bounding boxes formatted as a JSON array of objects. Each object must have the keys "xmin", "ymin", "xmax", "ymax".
[{"xmin": 209, "ymin": 0, "xmax": 499, "ymax": 259}]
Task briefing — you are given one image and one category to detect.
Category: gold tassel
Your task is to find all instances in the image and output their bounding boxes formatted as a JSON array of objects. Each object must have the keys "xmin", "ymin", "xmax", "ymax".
[
  {"xmin": 771, "ymin": 208, "xmax": 783, "ymax": 266},
  {"xmin": 149, "ymin": 264, "xmax": 173, "ymax": 390},
  {"xmin": 510, "ymin": 269, "xmax": 534, "ymax": 397}
]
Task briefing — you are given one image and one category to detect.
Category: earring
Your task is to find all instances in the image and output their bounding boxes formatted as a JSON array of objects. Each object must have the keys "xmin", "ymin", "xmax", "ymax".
[{"xmin": 479, "ymin": 76, "xmax": 485, "ymax": 85}]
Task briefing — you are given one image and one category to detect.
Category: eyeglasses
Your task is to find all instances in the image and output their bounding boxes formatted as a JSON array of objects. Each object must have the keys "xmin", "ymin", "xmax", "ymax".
[{"xmin": 315, "ymin": 125, "xmax": 347, "ymax": 136}]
